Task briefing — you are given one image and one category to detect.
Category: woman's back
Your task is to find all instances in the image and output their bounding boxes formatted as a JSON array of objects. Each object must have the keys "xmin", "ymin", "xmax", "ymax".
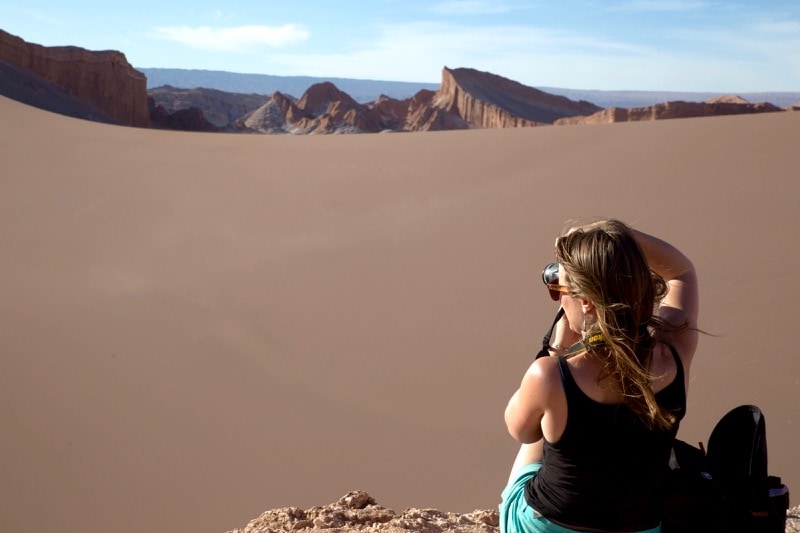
[
  {"xmin": 539, "ymin": 342, "xmax": 682, "ymax": 441},
  {"xmin": 525, "ymin": 344, "xmax": 686, "ymax": 531}
]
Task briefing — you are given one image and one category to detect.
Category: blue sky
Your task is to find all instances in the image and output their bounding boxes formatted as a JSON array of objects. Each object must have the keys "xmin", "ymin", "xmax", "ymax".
[{"xmin": 3, "ymin": 1, "xmax": 799, "ymax": 92}]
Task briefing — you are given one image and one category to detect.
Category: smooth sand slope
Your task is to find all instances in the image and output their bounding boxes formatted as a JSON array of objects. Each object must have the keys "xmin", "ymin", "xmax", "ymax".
[{"xmin": 1, "ymin": 95, "xmax": 798, "ymax": 533}]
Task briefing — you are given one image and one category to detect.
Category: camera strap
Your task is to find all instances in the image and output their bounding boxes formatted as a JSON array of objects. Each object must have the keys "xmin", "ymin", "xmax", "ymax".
[
  {"xmin": 563, "ymin": 332, "xmax": 606, "ymax": 359},
  {"xmin": 534, "ymin": 307, "xmax": 606, "ymax": 360},
  {"xmin": 534, "ymin": 307, "xmax": 565, "ymax": 360}
]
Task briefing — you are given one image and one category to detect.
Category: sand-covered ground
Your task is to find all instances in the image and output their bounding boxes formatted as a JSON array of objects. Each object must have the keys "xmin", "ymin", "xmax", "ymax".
[{"xmin": 1, "ymin": 95, "xmax": 797, "ymax": 532}]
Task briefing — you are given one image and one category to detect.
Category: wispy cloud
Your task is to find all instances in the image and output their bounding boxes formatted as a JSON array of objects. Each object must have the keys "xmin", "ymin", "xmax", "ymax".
[
  {"xmin": 428, "ymin": 1, "xmax": 515, "ymax": 15},
  {"xmin": 373, "ymin": 21, "xmax": 646, "ymax": 56},
  {"xmin": 674, "ymin": 17, "xmax": 800, "ymax": 66},
  {"xmin": 265, "ymin": 21, "xmax": 649, "ymax": 84},
  {"xmin": 151, "ymin": 24, "xmax": 309, "ymax": 52},
  {"xmin": 260, "ymin": 14, "xmax": 800, "ymax": 91},
  {"xmin": 753, "ymin": 20, "xmax": 800, "ymax": 34},
  {"xmin": 6, "ymin": 6, "xmax": 66, "ymax": 26},
  {"xmin": 610, "ymin": 1, "xmax": 715, "ymax": 13}
]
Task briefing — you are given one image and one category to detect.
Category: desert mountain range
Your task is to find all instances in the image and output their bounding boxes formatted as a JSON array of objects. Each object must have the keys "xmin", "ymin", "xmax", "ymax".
[
  {"xmin": 141, "ymin": 67, "xmax": 440, "ymax": 104},
  {"xmin": 141, "ymin": 67, "xmax": 800, "ymax": 109},
  {"xmin": 1, "ymin": 28, "xmax": 796, "ymax": 135}
]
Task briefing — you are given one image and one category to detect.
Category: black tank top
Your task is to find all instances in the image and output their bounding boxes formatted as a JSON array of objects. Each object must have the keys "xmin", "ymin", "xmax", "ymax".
[{"xmin": 524, "ymin": 346, "xmax": 686, "ymax": 531}]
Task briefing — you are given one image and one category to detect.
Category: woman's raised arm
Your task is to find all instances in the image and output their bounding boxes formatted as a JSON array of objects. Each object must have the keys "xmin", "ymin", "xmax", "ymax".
[{"xmin": 631, "ymin": 228, "xmax": 699, "ymax": 363}]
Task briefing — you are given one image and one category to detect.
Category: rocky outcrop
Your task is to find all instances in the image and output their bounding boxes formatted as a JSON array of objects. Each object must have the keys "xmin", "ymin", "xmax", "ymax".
[
  {"xmin": 372, "ymin": 95, "xmax": 412, "ymax": 130},
  {"xmin": 296, "ymin": 82, "xmax": 358, "ymax": 118},
  {"xmin": 148, "ymin": 97, "xmax": 218, "ymax": 132},
  {"xmin": 434, "ymin": 67, "xmax": 601, "ymax": 128},
  {"xmin": 0, "ymin": 58, "xmax": 118, "ymax": 124},
  {"xmin": 148, "ymin": 86, "xmax": 268, "ymax": 128},
  {"xmin": 241, "ymin": 83, "xmax": 375, "ymax": 134},
  {"xmin": 555, "ymin": 97, "xmax": 784, "ymax": 125},
  {"xmin": 0, "ymin": 29, "xmax": 150, "ymax": 127},
  {"xmin": 239, "ymin": 92, "xmax": 298, "ymax": 133},
  {"xmin": 706, "ymin": 94, "xmax": 750, "ymax": 105},
  {"xmin": 226, "ymin": 491, "xmax": 499, "ymax": 533},
  {"xmin": 292, "ymin": 82, "xmax": 376, "ymax": 133},
  {"xmin": 404, "ymin": 89, "xmax": 468, "ymax": 131}
]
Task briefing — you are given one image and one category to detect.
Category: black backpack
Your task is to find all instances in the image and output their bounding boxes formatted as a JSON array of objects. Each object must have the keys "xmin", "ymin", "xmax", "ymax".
[{"xmin": 663, "ymin": 405, "xmax": 790, "ymax": 532}]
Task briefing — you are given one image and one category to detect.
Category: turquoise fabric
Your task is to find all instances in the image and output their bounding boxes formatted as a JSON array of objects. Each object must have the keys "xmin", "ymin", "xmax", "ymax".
[{"xmin": 498, "ymin": 462, "xmax": 662, "ymax": 533}]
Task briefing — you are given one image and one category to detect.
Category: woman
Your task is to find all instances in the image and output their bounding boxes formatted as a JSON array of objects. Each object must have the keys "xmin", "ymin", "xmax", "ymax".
[{"xmin": 500, "ymin": 219, "xmax": 699, "ymax": 533}]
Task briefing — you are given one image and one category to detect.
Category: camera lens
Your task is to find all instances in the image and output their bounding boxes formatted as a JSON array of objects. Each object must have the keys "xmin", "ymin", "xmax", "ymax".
[{"xmin": 542, "ymin": 262, "xmax": 559, "ymax": 285}]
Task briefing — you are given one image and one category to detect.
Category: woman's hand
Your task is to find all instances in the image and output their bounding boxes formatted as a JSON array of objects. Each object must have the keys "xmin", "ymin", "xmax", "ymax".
[{"xmin": 548, "ymin": 308, "xmax": 580, "ymax": 354}]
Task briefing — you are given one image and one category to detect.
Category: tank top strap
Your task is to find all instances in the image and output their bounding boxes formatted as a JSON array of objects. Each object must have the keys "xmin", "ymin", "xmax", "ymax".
[
  {"xmin": 556, "ymin": 355, "xmax": 578, "ymax": 396},
  {"xmin": 666, "ymin": 344, "xmax": 686, "ymax": 390}
]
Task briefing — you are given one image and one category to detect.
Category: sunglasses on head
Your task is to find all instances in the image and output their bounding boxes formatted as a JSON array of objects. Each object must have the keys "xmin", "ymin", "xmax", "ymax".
[{"xmin": 542, "ymin": 262, "xmax": 571, "ymax": 301}]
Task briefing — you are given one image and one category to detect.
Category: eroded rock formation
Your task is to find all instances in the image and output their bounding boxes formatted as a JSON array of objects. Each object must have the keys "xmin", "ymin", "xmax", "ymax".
[
  {"xmin": 0, "ymin": 57, "xmax": 118, "ymax": 123},
  {"xmin": 436, "ymin": 67, "xmax": 602, "ymax": 128},
  {"xmin": 554, "ymin": 96, "xmax": 784, "ymax": 125},
  {"xmin": 148, "ymin": 86, "xmax": 268, "ymax": 128},
  {"xmin": 0, "ymin": 29, "xmax": 150, "ymax": 127},
  {"xmin": 148, "ymin": 97, "xmax": 218, "ymax": 132},
  {"xmin": 404, "ymin": 89, "xmax": 467, "ymax": 131}
]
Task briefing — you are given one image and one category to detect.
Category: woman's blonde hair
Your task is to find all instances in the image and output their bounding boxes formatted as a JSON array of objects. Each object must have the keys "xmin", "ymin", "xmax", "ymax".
[{"xmin": 555, "ymin": 219, "xmax": 680, "ymax": 430}]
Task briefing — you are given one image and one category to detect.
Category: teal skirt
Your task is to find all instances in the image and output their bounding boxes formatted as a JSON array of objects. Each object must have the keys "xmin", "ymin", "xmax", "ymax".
[{"xmin": 499, "ymin": 462, "xmax": 661, "ymax": 533}]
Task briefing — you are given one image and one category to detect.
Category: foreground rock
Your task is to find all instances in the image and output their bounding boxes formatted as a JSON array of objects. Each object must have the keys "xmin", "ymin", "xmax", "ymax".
[
  {"xmin": 228, "ymin": 492, "xmax": 800, "ymax": 532},
  {"xmin": 226, "ymin": 491, "xmax": 499, "ymax": 533},
  {"xmin": 789, "ymin": 507, "xmax": 800, "ymax": 533}
]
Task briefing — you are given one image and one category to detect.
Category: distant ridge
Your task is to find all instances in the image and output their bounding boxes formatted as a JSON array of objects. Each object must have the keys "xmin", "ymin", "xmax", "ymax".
[
  {"xmin": 139, "ymin": 68, "xmax": 439, "ymax": 104},
  {"xmin": 538, "ymin": 87, "xmax": 800, "ymax": 110},
  {"xmin": 140, "ymin": 68, "xmax": 800, "ymax": 109}
]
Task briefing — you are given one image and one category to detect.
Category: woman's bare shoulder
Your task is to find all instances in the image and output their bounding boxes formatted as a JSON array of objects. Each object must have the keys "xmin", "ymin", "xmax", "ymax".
[{"xmin": 525, "ymin": 355, "xmax": 569, "ymax": 403}]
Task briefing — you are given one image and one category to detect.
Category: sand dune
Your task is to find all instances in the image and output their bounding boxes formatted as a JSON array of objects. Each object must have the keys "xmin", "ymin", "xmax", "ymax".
[{"xmin": 1, "ymin": 95, "xmax": 797, "ymax": 533}]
